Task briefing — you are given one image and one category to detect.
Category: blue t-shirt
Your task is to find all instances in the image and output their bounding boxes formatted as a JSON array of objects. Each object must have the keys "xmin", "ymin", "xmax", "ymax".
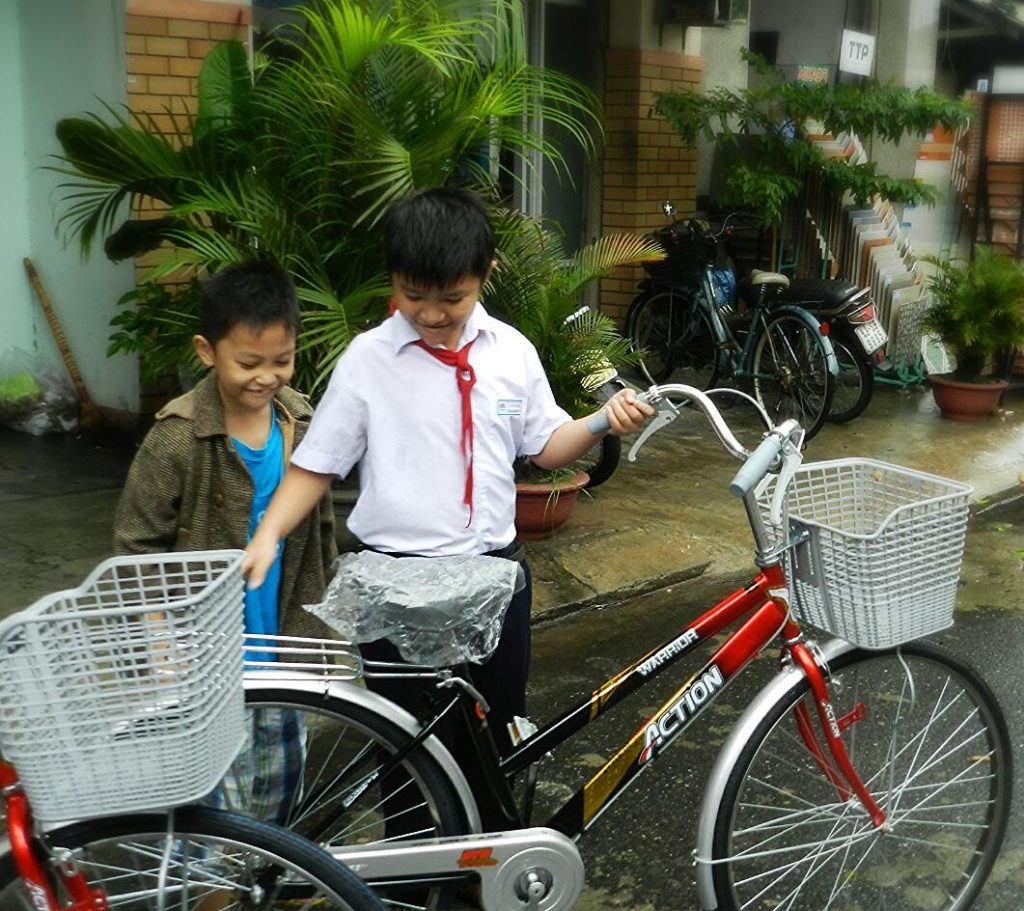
[{"xmin": 233, "ymin": 413, "xmax": 284, "ymax": 665}]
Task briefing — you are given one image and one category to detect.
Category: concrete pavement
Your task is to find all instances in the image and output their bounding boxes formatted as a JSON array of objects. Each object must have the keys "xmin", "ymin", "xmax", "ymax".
[{"xmin": 2, "ymin": 381, "xmax": 1024, "ymax": 620}]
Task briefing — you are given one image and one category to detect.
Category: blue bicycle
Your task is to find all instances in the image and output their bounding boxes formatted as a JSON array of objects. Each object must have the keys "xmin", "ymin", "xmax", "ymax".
[{"xmin": 627, "ymin": 206, "xmax": 838, "ymax": 440}]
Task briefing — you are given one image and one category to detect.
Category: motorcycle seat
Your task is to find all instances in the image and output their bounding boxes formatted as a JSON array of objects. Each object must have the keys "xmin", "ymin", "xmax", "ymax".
[
  {"xmin": 748, "ymin": 269, "xmax": 791, "ymax": 288},
  {"xmin": 779, "ymin": 278, "xmax": 865, "ymax": 309}
]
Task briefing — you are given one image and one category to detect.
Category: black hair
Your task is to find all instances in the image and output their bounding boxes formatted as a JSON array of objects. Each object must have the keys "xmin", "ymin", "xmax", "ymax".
[
  {"xmin": 381, "ymin": 187, "xmax": 495, "ymax": 288},
  {"xmin": 200, "ymin": 259, "xmax": 300, "ymax": 345}
]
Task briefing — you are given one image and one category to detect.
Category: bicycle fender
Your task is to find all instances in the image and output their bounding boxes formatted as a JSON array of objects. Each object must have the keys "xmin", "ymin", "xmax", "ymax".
[
  {"xmin": 772, "ymin": 304, "xmax": 840, "ymax": 376},
  {"xmin": 243, "ymin": 672, "xmax": 483, "ymax": 833},
  {"xmin": 693, "ymin": 637, "xmax": 856, "ymax": 911}
]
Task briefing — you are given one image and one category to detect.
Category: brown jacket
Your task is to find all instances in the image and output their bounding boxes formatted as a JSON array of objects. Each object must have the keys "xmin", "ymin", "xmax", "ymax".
[{"xmin": 113, "ymin": 373, "xmax": 338, "ymax": 638}]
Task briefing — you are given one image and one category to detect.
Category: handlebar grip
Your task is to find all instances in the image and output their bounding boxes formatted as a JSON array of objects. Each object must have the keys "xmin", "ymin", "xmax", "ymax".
[
  {"xmin": 728, "ymin": 434, "xmax": 783, "ymax": 498},
  {"xmin": 586, "ymin": 392, "xmax": 651, "ymax": 434}
]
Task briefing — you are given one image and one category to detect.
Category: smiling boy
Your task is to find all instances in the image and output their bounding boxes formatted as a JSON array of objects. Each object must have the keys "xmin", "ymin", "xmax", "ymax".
[
  {"xmin": 242, "ymin": 188, "xmax": 651, "ymax": 827},
  {"xmin": 113, "ymin": 259, "xmax": 337, "ymax": 649}
]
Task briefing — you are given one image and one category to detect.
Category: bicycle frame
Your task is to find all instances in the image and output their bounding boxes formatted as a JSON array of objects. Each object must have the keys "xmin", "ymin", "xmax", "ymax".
[
  {"xmin": 664, "ymin": 266, "xmax": 833, "ymax": 386},
  {"xmin": 328, "ymin": 389, "xmax": 888, "ymax": 909},
  {"xmin": 498, "ymin": 560, "xmax": 883, "ymax": 837},
  {"xmin": 335, "ymin": 553, "xmax": 886, "ymax": 908},
  {"xmin": 1, "ymin": 759, "xmax": 108, "ymax": 911}
]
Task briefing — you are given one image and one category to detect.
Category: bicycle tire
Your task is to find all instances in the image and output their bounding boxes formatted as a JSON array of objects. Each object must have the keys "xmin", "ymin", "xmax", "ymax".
[
  {"xmin": 826, "ymin": 327, "xmax": 873, "ymax": 423},
  {"xmin": 233, "ymin": 688, "xmax": 470, "ymax": 910},
  {"xmin": 709, "ymin": 640, "xmax": 1012, "ymax": 911},
  {"xmin": 573, "ymin": 434, "xmax": 621, "ymax": 489},
  {"xmin": 627, "ymin": 288, "xmax": 720, "ymax": 388},
  {"xmin": 627, "ymin": 289, "xmax": 675, "ymax": 382},
  {"xmin": 751, "ymin": 312, "xmax": 834, "ymax": 440},
  {"xmin": 0, "ymin": 805, "xmax": 383, "ymax": 910}
]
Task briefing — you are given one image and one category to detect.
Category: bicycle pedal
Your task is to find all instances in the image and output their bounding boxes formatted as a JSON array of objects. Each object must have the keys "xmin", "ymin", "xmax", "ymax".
[{"xmin": 507, "ymin": 715, "xmax": 538, "ymax": 746}]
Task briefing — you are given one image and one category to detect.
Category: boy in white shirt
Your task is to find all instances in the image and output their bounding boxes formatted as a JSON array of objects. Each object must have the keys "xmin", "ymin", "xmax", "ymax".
[{"xmin": 244, "ymin": 187, "xmax": 651, "ymax": 826}]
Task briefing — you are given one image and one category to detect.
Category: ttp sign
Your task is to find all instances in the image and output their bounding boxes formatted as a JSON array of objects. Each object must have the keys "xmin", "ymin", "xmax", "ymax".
[{"xmin": 839, "ymin": 29, "xmax": 875, "ymax": 77}]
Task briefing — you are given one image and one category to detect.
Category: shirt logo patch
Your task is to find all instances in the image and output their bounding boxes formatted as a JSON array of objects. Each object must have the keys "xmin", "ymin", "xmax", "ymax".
[{"xmin": 497, "ymin": 398, "xmax": 524, "ymax": 416}]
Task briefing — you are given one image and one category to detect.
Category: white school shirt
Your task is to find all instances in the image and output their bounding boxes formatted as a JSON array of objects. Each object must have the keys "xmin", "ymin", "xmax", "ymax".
[{"xmin": 292, "ymin": 304, "xmax": 572, "ymax": 556}]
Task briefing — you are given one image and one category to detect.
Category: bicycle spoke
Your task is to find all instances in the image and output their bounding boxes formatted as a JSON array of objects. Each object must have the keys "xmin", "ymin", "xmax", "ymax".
[{"xmin": 712, "ymin": 647, "xmax": 1010, "ymax": 911}]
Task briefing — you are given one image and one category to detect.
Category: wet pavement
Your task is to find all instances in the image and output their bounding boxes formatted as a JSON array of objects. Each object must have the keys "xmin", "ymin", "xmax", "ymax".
[
  {"xmin": 4, "ymin": 381, "xmax": 1024, "ymax": 623},
  {"xmin": 2, "ymin": 380, "xmax": 1024, "ymax": 909}
]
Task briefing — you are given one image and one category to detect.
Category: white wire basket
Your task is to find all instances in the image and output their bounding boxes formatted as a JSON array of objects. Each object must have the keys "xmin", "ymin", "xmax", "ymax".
[
  {"xmin": 0, "ymin": 550, "xmax": 246, "ymax": 822},
  {"xmin": 758, "ymin": 459, "xmax": 972, "ymax": 649}
]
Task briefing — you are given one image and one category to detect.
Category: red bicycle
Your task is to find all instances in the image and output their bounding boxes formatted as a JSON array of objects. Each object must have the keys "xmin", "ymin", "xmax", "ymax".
[{"xmin": 221, "ymin": 384, "xmax": 1012, "ymax": 911}]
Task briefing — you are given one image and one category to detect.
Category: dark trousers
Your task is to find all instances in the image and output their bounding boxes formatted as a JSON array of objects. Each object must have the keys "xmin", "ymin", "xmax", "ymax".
[{"xmin": 358, "ymin": 560, "xmax": 532, "ymax": 831}]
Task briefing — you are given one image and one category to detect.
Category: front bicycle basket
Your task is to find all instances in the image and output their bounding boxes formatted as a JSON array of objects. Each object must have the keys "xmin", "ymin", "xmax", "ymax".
[
  {"xmin": 0, "ymin": 550, "xmax": 246, "ymax": 822},
  {"xmin": 642, "ymin": 225, "xmax": 713, "ymax": 282},
  {"xmin": 758, "ymin": 460, "xmax": 971, "ymax": 649}
]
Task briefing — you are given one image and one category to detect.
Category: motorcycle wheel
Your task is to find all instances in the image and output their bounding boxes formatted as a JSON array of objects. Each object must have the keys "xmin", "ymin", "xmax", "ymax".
[{"xmin": 827, "ymin": 327, "xmax": 874, "ymax": 423}]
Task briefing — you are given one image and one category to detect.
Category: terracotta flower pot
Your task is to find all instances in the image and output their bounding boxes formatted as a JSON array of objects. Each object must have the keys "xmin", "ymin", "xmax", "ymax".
[
  {"xmin": 514, "ymin": 470, "xmax": 590, "ymax": 540},
  {"xmin": 930, "ymin": 374, "xmax": 1008, "ymax": 421}
]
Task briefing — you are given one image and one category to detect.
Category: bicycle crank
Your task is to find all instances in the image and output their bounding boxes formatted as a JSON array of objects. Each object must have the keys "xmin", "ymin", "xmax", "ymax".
[{"xmin": 331, "ymin": 826, "xmax": 585, "ymax": 910}]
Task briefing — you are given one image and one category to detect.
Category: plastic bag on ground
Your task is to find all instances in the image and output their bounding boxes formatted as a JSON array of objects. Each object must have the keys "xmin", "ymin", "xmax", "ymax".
[
  {"xmin": 304, "ymin": 550, "xmax": 520, "ymax": 666},
  {"xmin": 0, "ymin": 347, "xmax": 79, "ymax": 435}
]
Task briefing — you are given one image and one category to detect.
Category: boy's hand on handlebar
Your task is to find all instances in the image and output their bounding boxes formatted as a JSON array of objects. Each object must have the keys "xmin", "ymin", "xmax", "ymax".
[
  {"xmin": 242, "ymin": 531, "xmax": 280, "ymax": 590},
  {"xmin": 602, "ymin": 388, "xmax": 655, "ymax": 436}
]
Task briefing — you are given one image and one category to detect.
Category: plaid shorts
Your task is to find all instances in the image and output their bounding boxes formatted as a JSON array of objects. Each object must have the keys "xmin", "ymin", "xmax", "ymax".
[{"xmin": 207, "ymin": 707, "xmax": 306, "ymax": 824}]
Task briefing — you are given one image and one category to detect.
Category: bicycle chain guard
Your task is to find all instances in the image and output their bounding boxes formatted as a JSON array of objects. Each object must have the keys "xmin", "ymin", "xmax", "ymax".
[{"xmin": 332, "ymin": 827, "xmax": 585, "ymax": 911}]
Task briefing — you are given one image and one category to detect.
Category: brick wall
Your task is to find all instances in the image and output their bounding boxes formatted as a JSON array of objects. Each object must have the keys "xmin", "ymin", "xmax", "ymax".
[
  {"xmin": 124, "ymin": 0, "xmax": 250, "ymax": 419},
  {"xmin": 125, "ymin": 0, "xmax": 249, "ymax": 135},
  {"xmin": 125, "ymin": 0, "xmax": 250, "ymax": 279},
  {"xmin": 601, "ymin": 48, "xmax": 702, "ymax": 325}
]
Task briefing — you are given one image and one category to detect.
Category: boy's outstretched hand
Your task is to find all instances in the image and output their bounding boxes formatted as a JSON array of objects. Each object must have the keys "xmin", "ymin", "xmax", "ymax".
[
  {"xmin": 601, "ymin": 387, "xmax": 654, "ymax": 436},
  {"xmin": 531, "ymin": 387, "xmax": 655, "ymax": 472},
  {"xmin": 242, "ymin": 530, "xmax": 279, "ymax": 590},
  {"xmin": 239, "ymin": 465, "xmax": 335, "ymax": 590}
]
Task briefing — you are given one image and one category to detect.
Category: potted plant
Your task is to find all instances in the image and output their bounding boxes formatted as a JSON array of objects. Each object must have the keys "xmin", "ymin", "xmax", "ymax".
[
  {"xmin": 484, "ymin": 211, "xmax": 663, "ymax": 537},
  {"xmin": 510, "ymin": 465, "xmax": 590, "ymax": 540},
  {"xmin": 922, "ymin": 246, "xmax": 1024, "ymax": 420}
]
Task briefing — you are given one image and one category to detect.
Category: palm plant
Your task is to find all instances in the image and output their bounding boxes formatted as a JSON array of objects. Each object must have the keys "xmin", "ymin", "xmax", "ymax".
[
  {"xmin": 484, "ymin": 210, "xmax": 663, "ymax": 417},
  {"xmin": 922, "ymin": 246, "xmax": 1024, "ymax": 381},
  {"xmin": 52, "ymin": 0, "xmax": 600, "ymax": 390}
]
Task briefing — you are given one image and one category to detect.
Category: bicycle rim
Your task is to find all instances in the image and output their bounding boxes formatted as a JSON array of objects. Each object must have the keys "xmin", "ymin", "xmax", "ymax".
[
  {"xmin": 0, "ymin": 806, "xmax": 382, "ymax": 910},
  {"xmin": 225, "ymin": 689, "xmax": 470, "ymax": 910},
  {"xmin": 711, "ymin": 642, "xmax": 1012, "ymax": 911},
  {"xmin": 752, "ymin": 314, "xmax": 834, "ymax": 439},
  {"xmin": 827, "ymin": 331, "xmax": 873, "ymax": 423}
]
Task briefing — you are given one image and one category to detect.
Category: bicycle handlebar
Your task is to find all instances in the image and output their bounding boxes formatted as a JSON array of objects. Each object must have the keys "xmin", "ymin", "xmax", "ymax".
[
  {"xmin": 728, "ymin": 432, "xmax": 785, "ymax": 497},
  {"xmin": 587, "ymin": 383, "xmax": 801, "ymax": 500}
]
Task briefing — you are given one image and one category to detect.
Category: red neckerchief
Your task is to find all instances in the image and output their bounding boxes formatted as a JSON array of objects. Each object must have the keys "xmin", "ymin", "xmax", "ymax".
[{"xmin": 413, "ymin": 337, "xmax": 477, "ymax": 525}]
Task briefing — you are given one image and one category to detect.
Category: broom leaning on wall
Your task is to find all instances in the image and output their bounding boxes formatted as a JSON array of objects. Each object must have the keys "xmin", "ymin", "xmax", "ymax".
[{"xmin": 23, "ymin": 258, "xmax": 101, "ymax": 431}]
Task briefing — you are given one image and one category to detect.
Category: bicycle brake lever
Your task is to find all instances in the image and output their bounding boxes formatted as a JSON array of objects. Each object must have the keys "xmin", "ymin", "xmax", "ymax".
[
  {"xmin": 627, "ymin": 395, "xmax": 681, "ymax": 462},
  {"xmin": 767, "ymin": 437, "xmax": 803, "ymax": 527}
]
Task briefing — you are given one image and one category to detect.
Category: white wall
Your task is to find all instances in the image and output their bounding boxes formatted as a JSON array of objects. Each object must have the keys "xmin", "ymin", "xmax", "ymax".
[
  {"xmin": 751, "ymin": 0, "xmax": 845, "ymax": 75},
  {"xmin": 0, "ymin": 5, "xmax": 35, "ymax": 366},
  {"xmin": 694, "ymin": 19, "xmax": 750, "ymax": 207},
  {"xmin": 5, "ymin": 0, "xmax": 138, "ymax": 416}
]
